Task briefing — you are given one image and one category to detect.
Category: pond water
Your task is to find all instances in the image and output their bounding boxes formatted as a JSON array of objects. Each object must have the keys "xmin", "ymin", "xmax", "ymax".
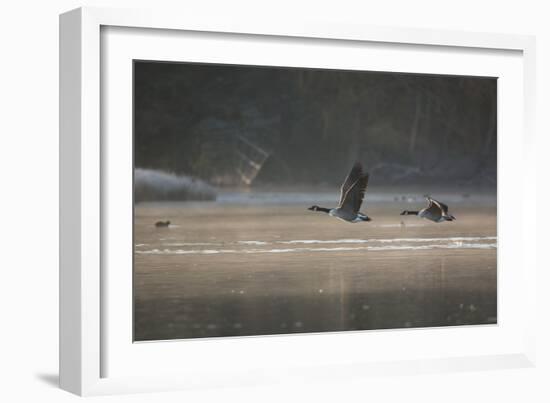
[{"xmin": 134, "ymin": 193, "xmax": 497, "ymax": 341}]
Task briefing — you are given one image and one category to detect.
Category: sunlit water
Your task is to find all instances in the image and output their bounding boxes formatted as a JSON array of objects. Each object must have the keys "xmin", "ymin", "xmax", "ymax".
[
  {"xmin": 134, "ymin": 192, "xmax": 497, "ymax": 341},
  {"xmin": 136, "ymin": 236, "xmax": 496, "ymax": 255}
]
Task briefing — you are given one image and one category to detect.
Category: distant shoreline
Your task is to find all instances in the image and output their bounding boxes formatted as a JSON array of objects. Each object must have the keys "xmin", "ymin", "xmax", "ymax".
[{"xmin": 135, "ymin": 186, "xmax": 497, "ymax": 207}]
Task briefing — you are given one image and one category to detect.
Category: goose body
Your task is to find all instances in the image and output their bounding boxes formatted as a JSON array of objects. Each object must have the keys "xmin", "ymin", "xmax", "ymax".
[
  {"xmin": 308, "ymin": 163, "xmax": 372, "ymax": 223},
  {"xmin": 155, "ymin": 220, "xmax": 171, "ymax": 228},
  {"xmin": 400, "ymin": 197, "xmax": 455, "ymax": 223}
]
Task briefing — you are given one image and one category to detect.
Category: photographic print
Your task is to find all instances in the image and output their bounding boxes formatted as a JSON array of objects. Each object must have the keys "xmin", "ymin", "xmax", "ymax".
[{"xmin": 133, "ymin": 61, "xmax": 497, "ymax": 341}]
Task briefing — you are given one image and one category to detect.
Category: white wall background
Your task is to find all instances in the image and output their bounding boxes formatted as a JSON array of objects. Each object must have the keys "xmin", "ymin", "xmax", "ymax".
[{"xmin": 1, "ymin": 0, "xmax": 548, "ymax": 402}]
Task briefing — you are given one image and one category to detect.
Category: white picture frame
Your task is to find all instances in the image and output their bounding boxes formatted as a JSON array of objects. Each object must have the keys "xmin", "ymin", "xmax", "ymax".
[{"xmin": 59, "ymin": 6, "xmax": 537, "ymax": 396}]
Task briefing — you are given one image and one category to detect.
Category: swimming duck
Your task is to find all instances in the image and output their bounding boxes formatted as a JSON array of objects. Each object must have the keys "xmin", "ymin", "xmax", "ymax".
[
  {"xmin": 400, "ymin": 197, "xmax": 455, "ymax": 223},
  {"xmin": 308, "ymin": 162, "xmax": 372, "ymax": 223},
  {"xmin": 155, "ymin": 220, "xmax": 171, "ymax": 228}
]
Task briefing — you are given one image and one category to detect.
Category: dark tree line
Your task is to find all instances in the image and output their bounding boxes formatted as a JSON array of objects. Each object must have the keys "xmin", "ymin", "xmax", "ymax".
[{"xmin": 134, "ymin": 61, "xmax": 496, "ymax": 187}]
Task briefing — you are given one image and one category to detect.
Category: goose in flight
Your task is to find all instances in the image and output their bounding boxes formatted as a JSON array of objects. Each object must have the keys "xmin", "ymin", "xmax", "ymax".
[
  {"xmin": 308, "ymin": 162, "xmax": 372, "ymax": 223},
  {"xmin": 400, "ymin": 196, "xmax": 455, "ymax": 223}
]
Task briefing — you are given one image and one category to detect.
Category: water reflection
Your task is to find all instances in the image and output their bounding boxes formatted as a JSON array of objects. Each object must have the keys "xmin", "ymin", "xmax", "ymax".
[
  {"xmin": 133, "ymin": 203, "xmax": 497, "ymax": 341},
  {"xmin": 134, "ymin": 255, "xmax": 497, "ymax": 341}
]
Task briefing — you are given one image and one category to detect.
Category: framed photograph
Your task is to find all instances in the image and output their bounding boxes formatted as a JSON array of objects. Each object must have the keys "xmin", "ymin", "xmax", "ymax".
[{"xmin": 60, "ymin": 7, "xmax": 537, "ymax": 396}]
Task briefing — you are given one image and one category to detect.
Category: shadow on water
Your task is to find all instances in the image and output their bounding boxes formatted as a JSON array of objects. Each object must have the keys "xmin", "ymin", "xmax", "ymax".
[{"xmin": 135, "ymin": 287, "xmax": 497, "ymax": 341}]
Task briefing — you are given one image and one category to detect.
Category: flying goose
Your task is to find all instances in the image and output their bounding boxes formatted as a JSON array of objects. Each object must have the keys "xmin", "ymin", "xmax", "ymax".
[
  {"xmin": 400, "ymin": 196, "xmax": 455, "ymax": 223},
  {"xmin": 308, "ymin": 162, "xmax": 372, "ymax": 223}
]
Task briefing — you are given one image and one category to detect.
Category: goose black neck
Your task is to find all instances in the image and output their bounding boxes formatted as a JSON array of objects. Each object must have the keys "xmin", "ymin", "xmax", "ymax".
[
  {"xmin": 316, "ymin": 207, "xmax": 331, "ymax": 213},
  {"xmin": 403, "ymin": 210, "xmax": 419, "ymax": 215}
]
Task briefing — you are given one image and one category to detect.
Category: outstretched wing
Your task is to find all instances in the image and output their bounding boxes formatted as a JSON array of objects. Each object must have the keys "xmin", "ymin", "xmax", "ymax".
[
  {"xmin": 423, "ymin": 197, "xmax": 443, "ymax": 220},
  {"xmin": 430, "ymin": 198, "xmax": 449, "ymax": 213},
  {"xmin": 340, "ymin": 173, "xmax": 369, "ymax": 214},
  {"xmin": 339, "ymin": 162, "xmax": 364, "ymax": 207}
]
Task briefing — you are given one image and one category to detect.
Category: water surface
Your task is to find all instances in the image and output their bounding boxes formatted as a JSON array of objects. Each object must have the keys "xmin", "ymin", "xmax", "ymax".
[{"xmin": 134, "ymin": 193, "xmax": 497, "ymax": 341}]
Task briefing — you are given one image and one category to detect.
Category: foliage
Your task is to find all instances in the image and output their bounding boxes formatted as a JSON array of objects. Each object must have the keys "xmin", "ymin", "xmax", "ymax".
[{"xmin": 134, "ymin": 62, "xmax": 496, "ymax": 187}]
